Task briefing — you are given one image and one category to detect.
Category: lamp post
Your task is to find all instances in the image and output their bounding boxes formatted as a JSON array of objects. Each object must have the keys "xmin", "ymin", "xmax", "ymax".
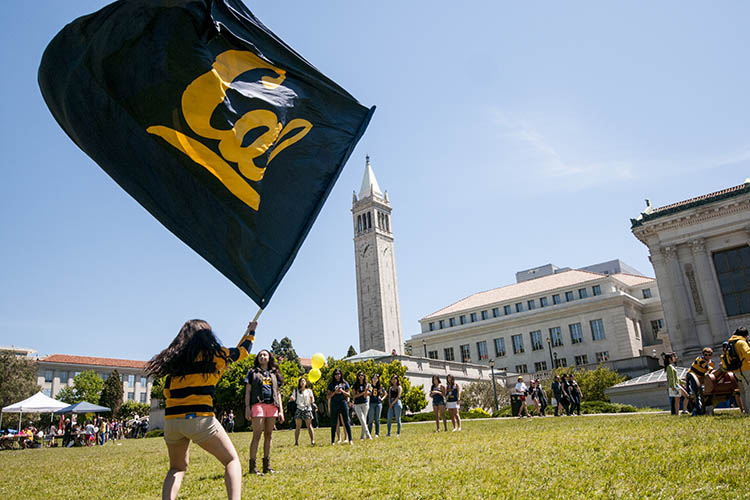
[
  {"xmin": 489, "ymin": 358, "xmax": 498, "ymax": 413},
  {"xmin": 546, "ymin": 337, "xmax": 554, "ymax": 369},
  {"xmin": 553, "ymin": 352, "xmax": 558, "ymax": 370},
  {"xmin": 422, "ymin": 339, "xmax": 427, "ymax": 358}
]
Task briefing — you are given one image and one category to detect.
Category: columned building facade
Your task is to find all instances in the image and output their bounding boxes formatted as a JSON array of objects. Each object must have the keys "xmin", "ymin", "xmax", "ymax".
[
  {"xmin": 352, "ymin": 156, "xmax": 404, "ymax": 355},
  {"xmin": 631, "ymin": 180, "xmax": 750, "ymax": 357}
]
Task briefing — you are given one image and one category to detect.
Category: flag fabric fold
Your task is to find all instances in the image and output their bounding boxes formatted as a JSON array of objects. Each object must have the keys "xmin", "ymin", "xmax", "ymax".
[{"xmin": 39, "ymin": 0, "xmax": 373, "ymax": 307}]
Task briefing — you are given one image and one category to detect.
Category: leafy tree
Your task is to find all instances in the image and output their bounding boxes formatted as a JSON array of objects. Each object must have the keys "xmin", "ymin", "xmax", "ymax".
[
  {"xmin": 0, "ymin": 352, "xmax": 39, "ymax": 427},
  {"xmin": 461, "ymin": 380, "xmax": 510, "ymax": 412},
  {"xmin": 536, "ymin": 365, "xmax": 626, "ymax": 403},
  {"xmin": 118, "ymin": 401, "xmax": 149, "ymax": 419},
  {"xmin": 150, "ymin": 375, "xmax": 166, "ymax": 404},
  {"xmin": 57, "ymin": 370, "xmax": 104, "ymax": 404},
  {"xmin": 99, "ymin": 370, "xmax": 124, "ymax": 415},
  {"xmin": 215, "ymin": 356, "xmax": 255, "ymax": 423},
  {"xmin": 270, "ymin": 337, "xmax": 301, "ymax": 369},
  {"xmin": 346, "ymin": 345, "xmax": 357, "ymax": 357},
  {"xmin": 270, "ymin": 339, "xmax": 281, "ymax": 357}
]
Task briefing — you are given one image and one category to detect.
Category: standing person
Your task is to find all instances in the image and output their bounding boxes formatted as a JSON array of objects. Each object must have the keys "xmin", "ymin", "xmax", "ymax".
[
  {"xmin": 146, "ymin": 319, "xmax": 255, "ymax": 500},
  {"xmin": 386, "ymin": 374, "xmax": 403, "ymax": 437},
  {"xmin": 534, "ymin": 379, "xmax": 548, "ymax": 417},
  {"xmin": 221, "ymin": 411, "xmax": 228, "ymax": 431},
  {"xmin": 445, "ymin": 374, "xmax": 462, "ymax": 431},
  {"xmin": 366, "ymin": 373, "xmax": 384, "ymax": 438},
  {"xmin": 226, "ymin": 411, "xmax": 235, "ymax": 433},
  {"xmin": 63, "ymin": 418, "xmax": 72, "ymax": 447},
  {"xmin": 551, "ymin": 375, "xmax": 563, "ymax": 417},
  {"xmin": 352, "ymin": 372, "xmax": 372, "ymax": 440},
  {"xmin": 664, "ymin": 352, "xmax": 688, "ymax": 415},
  {"xmin": 327, "ymin": 368, "xmax": 352, "ymax": 445},
  {"xmin": 559, "ymin": 374, "xmax": 572, "ymax": 416},
  {"xmin": 528, "ymin": 380, "xmax": 540, "ymax": 416},
  {"xmin": 569, "ymin": 375, "xmax": 582, "ymax": 416},
  {"xmin": 429, "ymin": 375, "xmax": 447, "ymax": 431},
  {"xmin": 245, "ymin": 349, "xmax": 285, "ymax": 474},
  {"xmin": 514, "ymin": 377, "xmax": 530, "ymax": 418},
  {"xmin": 720, "ymin": 327, "xmax": 750, "ymax": 414},
  {"xmin": 289, "ymin": 377, "xmax": 315, "ymax": 446}
]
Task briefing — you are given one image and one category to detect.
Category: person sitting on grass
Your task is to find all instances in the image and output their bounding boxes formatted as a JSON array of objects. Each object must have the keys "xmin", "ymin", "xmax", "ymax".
[
  {"xmin": 147, "ymin": 318, "xmax": 255, "ymax": 500},
  {"xmin": 290, "ymin": 376, "xmax": 315, "ymax": 446},
  {"xmin": 446, "ymin": 374, "xmax": 462, "ymax": 431},
  {"xmin": 245, "ymin": 349, "xmax": 285, "ymax": 474},
  {"xmin": 429, "ymin": 375, "xmax": 447, "ymax": 431}
]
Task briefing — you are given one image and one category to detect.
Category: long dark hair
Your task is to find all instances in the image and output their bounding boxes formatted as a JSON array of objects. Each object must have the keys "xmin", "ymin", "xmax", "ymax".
[
  {"xmin": 146, "ymin": 320, "xmax": 229, "ymax": 378},
  {"xmin": 355, "ymin": 371, "xmax": 367, "ymax": 389},
  {"xmin": 371, "ymin": 373, "xmax": 382, "ymax": 391},
  {"xmin": 431, "ymin": 375, "xmax": 441, "ymax": 389},
  {"xmin": 253, "ymin": 350, "xmax": 283, "ymax": 385},
  {"xmin": 662, "ymin": 352, "xmax": 675, "ymax": 368}
]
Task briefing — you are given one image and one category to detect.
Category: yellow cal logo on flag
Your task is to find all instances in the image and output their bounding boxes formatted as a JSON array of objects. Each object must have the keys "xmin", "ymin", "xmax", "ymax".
[{"xmin": 147, "ymin": 50, "xmax": 312, "ymax": 210}]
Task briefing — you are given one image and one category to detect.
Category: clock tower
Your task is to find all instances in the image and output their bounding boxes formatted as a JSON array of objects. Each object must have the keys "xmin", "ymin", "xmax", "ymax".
[{"xmin": 352, "ymin": 156, "xmax": 403, "ymax": 354}]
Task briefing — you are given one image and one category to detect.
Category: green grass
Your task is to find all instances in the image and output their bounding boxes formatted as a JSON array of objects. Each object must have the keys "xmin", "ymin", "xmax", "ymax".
[{"xmin": 2, "ymin": 413, "xmax": 749, "ymax": 499}]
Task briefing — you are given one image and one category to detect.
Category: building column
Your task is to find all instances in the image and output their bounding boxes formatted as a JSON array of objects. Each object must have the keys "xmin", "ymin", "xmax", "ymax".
[
  {"xmin": 649, "ymin": 247, "xmax": 682, "ymax": 352},
  {"xmin": 662, "ymin": 245, "xmax": 700, "ymax": 355},
  {"xmin": 691, "ymin": 239, "xmax": 729, "ymax": 346}
]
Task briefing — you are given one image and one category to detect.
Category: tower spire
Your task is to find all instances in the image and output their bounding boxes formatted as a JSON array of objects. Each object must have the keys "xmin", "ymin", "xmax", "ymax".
[{"xmin": 359, "ymin": 155, "xmax": 383, "ymax": 199}]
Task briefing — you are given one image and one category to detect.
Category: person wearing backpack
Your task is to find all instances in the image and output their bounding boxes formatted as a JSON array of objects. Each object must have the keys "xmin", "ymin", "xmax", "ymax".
[{"xmin": 720, "ymin": 327, "xmax": 750, "ymax": 414}]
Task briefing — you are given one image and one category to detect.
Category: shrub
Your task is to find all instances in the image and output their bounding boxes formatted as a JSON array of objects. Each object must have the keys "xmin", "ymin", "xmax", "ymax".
[
  {"xmin": 467, "ymin": 408, "xmax": 491, "ymax": 419},
  {"xmin": 144, "ymin": 429, "xmax": 163, "ymax": 438}
]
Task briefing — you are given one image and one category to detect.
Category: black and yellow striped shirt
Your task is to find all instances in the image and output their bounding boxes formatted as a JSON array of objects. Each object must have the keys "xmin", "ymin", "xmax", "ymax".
[
  {"xmin": 163, "ymin": 332, "xmax": 254, "ymax": 419},
  {"xmin": 689, "ymin": 357, "xmax": 714, "ymax": 377}
]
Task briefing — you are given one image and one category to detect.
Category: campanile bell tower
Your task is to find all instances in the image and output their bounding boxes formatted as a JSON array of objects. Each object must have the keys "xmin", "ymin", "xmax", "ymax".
[{"xmin": 351, "ymin": 156, "xmax": 403, "ymax": 354}]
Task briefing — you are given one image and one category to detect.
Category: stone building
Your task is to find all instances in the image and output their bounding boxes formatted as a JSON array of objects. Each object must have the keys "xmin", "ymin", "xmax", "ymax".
[
  {"xmin": 405, "ymin": 262, "xmax": 667, "ymax": 379},
  {"xmin": 37, "ymin": 354, "xmax": 152, "ymax": 404},
  {"xmin": 352, "ymin": 156, "xmax": 404, "ymax": 355},
  {"xmin": 631, "ymin": 179, "xmax": 750, "ymax": 357}
]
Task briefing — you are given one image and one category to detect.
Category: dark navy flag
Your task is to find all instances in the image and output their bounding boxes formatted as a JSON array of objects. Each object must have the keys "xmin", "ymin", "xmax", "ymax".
[{"xmin": 39, "ymin": 0, "xmax": 373, "ymax": 307}]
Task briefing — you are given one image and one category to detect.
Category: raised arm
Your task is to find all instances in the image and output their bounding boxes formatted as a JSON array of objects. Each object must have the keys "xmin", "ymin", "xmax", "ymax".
[{"xmin": 227, "ymin": 321, "xmax": 257, "ymax": 363}]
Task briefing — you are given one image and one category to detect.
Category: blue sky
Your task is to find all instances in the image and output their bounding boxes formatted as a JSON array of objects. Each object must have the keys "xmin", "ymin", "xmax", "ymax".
[{"xmin": 1, "ymin": 1, "xmax": 748, "ymax": 362}]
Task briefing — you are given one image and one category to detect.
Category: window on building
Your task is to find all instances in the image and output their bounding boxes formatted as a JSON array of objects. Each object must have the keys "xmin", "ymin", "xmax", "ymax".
[
  {"xmin": 534, "ymin": 361, "xmax": 548, "ymax": 372},
  {"xmin": 503, "ymin": 305, "xmax": 512, "ymax": 315},
  {"xmin": 569, "ymin": 323, "xmax": 583, "ymax": 344},
  {"xmin": 494, "ymin": 338, "xmax": 506, "ymax": 357},
  {"xmin": 74, "ymin": 371, "xmax": 81, "ymax": 378},
  {"xmin": 651, "ymin": 319, "xmax": 664, "ymax": 335},
  {"xmin": 444, "ymin": 347, "xmax": 455, "ymax": 361},
  {"xmin": 140, "ymin": 376, "xmax": 147, "ymax": 387},
  {"xmin": 515, "ymin": 364, "xmax": 528, "ymax": 374},
  {"xmin": 554, "ymin": 357, "xmax": 567, "ymax": 368},
  {"xmin": 367, "ymin": 211, "xmax": 372, "ymax": 229},
  {"xmin": 470, "ymin": 312, "xmax": 478, "ymax": 323},
  {"xmin": 43, "ymin": 388, "xmax": 52, "ymax": 397},
  {"xmin": 578, "ymin": 288, "xmax": 588, "ymax": 299},
  {"xmin": 460, "ymin": 344, "xmax": 471, "ymax": 363},
  {"xmin": 515, "ymin": 303, "xmax": 524, "ymax": 313},
  {"xmin": 128, "ymin": 392, "xmax": 135, "ymax": 401},
  {"xmin": 549, "ymin": 326, "xmax": 563, "ymax": 347},
  {"xmin": 596, "ymin": 351, "xmax": 610, "ymax": 362},
  {"xmin": 439, "ymin": 320, "xmax": 446, "ymax": 329},
  {"xmin": 140, "ymin": 392, "xmax": 147, "ymax": 403},
  {"xmin": 460, "ymin": 315, "xmax": 467, "ymax": 325},
  {"xmin": 591, "ymin": 319, "xmax": 606, "ymax": 340},
  {"xmin": 565, "ymin": 291, "xmax": 575, "ymax": 302},
  {"xmin": 429, "ymin": 322, "xmax": 435, "ymax": 331},
  {"xmin": 540, "ymin": 297, "xmax": 549, "ymax": 307},
  {"xmin": 59, "ymin": 371, "xmax": 69, "ymax": 383},
  {"xmin": 575, "ymin": 355, "xmax": 589, "ymax": 366},
  {"xmin": 449, "ymin": 317, "xmax": 456, "ymax": 327},
  {"xmin": 530, "ymin": 330, "xmax": 544, "ymax": 351},
  {"xmin": 477, "ymin": 341, "xmax": 489, "ymax": 360},
  {"xmin": 128, "ymin": 374, "xmax": 135, "ymax": 386},
  {"xmin": 44, "ymin": 370, "xmax": 53, "ymax": 383},
  {"xmin": 527, "ymin": 300, "xmax": 536, "ymax": 310},
  {"xmin": 552, "ymin": 294, "xmax": 561, "ymax": 305},
  {"xmin": 98, "ymin": 372, "xmax": 107, "ymax": 380},
  {"xmin": 713, "ymin": 246, "xmax": 750, "ymax": 316},
  {"xmin": 481, "ymin": 310, "xmax": 489, "ymax": 320},
  {"xmin": 642, "ymin": 288, "xmax": 652, "ymax": 299},
  {"xmin": 492, "ymin": 307, "xmax": 500, "ymax": 318},
  {"xmin": 592, "ymin": 285, "xmax": 602, "ymax": 296},
  {"xmin": 428, "ymin": 350, "xmax": 439, "ymax": 360},
  {"xmin": 511, "ymin": 334, "xmax": 525, "ymax": 354}
]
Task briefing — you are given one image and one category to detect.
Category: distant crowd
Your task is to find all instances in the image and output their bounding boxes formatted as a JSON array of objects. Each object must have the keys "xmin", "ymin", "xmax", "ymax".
[{"xmin": 1, "ymin": 414, "xmax": 149, "ymax": 449}]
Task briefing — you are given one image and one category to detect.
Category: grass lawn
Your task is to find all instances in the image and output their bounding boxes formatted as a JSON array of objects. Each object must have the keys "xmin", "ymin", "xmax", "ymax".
[{"xmin": 2, "ymin": 413, "xmax": 750, "ymax": 500}]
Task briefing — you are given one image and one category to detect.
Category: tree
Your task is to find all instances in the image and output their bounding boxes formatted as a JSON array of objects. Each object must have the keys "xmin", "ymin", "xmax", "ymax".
[
  {"xmin": 270, "ymin": 337, "xmax": 301, "ymax": 369},
  {"xmin": 0, "ymin": 352, "xmax": 39, "ymax": 427},
  {"xmin": 118, "ymin": 401, "xmax": 150, "ymax": 420},
  {"xmin": 99, "ymin": 370, "xmax": 124, "ymax": 415},
  {"xmin": 57, "ymin": 370, "xmax": 104, "ymax": 404},
  {"xmin": 346, "ymin": 345, "xmax": 357, "ymax": 357},
  {"xmin": 215, "ymin": 357, "xmax": 254, "ymax": 423},
  {"xmin": 461, "ymin": 380, "xmax": 510, "ymax": 412}
]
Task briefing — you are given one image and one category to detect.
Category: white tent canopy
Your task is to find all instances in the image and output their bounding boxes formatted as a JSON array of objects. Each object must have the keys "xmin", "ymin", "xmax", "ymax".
[
  {"xmin": 2, "ymin": 392, "xmax": 69, "ymax": 413},
  {"xmin": 1, "ymin": 391, "xmax": 69, "ymax": 431}
]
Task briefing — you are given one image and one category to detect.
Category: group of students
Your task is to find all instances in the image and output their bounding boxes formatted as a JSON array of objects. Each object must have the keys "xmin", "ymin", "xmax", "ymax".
[
  {"xmin": 428, "ymin": 374, "xmax": 463, "ymax": 431},
  {"xmin": 513, "ymin": 374, "xmax": 583, "ymax": 417}
]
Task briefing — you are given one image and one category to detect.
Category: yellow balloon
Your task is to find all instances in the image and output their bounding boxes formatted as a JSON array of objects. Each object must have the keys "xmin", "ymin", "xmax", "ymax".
[
  {"xmin": 311, "ymin": 353, "xmax": 325, "ymax": 370},
  {"xmin": 308, "ymin": 368, "xmax": 321, "ymax": 383}
]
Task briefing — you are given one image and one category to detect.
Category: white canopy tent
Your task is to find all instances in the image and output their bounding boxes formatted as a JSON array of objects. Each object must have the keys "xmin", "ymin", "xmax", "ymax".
[{"xmin": 1, "ymin": 391, "xmax": 69, "ymax": 431}]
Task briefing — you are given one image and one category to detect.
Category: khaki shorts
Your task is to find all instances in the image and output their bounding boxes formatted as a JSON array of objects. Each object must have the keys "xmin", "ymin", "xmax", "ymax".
[{"xmin": 164, "ymin": 416, "xmax": 223, "ymax": 445}]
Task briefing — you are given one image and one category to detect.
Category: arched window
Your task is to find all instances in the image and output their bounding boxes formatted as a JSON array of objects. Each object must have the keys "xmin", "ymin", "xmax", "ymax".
[
  {"xmin": 367, "ymin": 211, "xmax": 372, "ymax": 229},
  {"xmin": 357, "ymin": 215, "xmax": 362, "ymax": 233}
]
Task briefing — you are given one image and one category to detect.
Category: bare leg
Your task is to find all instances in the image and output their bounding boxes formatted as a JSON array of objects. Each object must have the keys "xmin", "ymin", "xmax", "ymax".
[
  {"xmin": 294, "ymin": 418, "xmax": 302, "ymax": 445},
  {"xmin": 305, "ymin": 419, "xmax": 314, "ymax": 444},
  {"xmin": 440, "ymin": 407, "xmax": 447, "ymax": 431},
  {"xmin": 196, "ymin": 428, "xmax": 241, "ymax": 500},
  {"xmin": 162, "ymin": 438, "xmax": 190, "ymax": 500},
  {"xmin": 433, "ymin": 407, "xmax": 440, "ymax": 431},
  {"xmin": 249, "ymin": 417, "xmax": 264, "ymax": 460},
  {"xmin": 263, "ymin": 417, "xmax": 275, "ymax": 458}
]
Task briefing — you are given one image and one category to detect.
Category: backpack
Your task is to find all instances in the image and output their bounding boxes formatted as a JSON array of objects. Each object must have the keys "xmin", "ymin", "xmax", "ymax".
[{"xmin": 721, "ymin": 339, "xmax": 742, "ymax": 371}]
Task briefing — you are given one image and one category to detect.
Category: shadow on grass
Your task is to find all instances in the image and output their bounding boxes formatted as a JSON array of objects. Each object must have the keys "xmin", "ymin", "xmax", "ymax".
[{"xmin": 198, "ymin": 473, "xmax": 223, "ymax": 481}]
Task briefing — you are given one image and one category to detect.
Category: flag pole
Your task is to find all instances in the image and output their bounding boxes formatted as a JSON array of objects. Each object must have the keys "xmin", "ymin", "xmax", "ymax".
[{"xmin": 251, "ymin": 308, "xmax": 263, "ymax": 324}]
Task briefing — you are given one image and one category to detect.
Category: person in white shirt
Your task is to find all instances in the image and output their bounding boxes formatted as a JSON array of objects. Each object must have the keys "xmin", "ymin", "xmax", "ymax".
[
  {"xmin": 289, "ymin": 377, "xmax": 315, "ymax": 446},
  {"xmin": 514, "ymin": 376, "xmax": 530, "ymax": 418}
]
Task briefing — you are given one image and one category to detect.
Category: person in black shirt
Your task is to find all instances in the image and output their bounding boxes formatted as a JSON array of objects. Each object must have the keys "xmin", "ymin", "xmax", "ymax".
[
  {"xmin": 366, "ymin": 373, "xmax": 385, "ymax": 437},
  {"xmin": 386, "ymin": 375, "xmax": 403, "ymax": 437},
  {"xmin": 568, "ymin": 374, "xmax": 582, "ymax": 416},
  {"xmin": 245, "ymin": 350, "xmax": 284, "ymax": 474},
  {"xmin": 430, "ymin": 375, "xmax": 447, "ymax": 431},
  {"xmin": 352, "ymin": 372, "xmax": 372, "ymax": 440},
  {"xmin": 327, "ymin": 368, "xmax": 352, "ymax": 445},
  {"xmin": 551, "ymin": 375, "xmax": 563, "ymax": 417}
]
